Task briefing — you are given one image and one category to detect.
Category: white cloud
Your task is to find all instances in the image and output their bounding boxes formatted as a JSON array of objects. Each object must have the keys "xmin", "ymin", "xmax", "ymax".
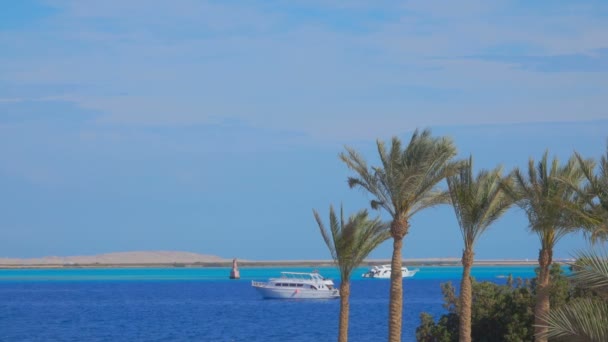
[
  {"xmin": 0, "ymin": 98, "xmax": 24, "ymax": 103},
  {"xmin": 1, "ymin": 0, "xmax": 606, "ymax": 141},
  {"xmin": 0, "ymin": 95, "xmax": 72, "ymax": 103}
]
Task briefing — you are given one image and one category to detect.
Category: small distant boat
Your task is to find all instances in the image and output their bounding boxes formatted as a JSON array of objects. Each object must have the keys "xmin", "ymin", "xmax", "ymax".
[
  {"xmin": 251, "ymin": 271, "xmax": 340, "ymax": 299},
  {"xmin": 362, "ymin": 265, "xmax": 419, "ymax": 279},
  {"xmin": 229, "ymin": 258, "xmax": 240, "ymax": 279}
]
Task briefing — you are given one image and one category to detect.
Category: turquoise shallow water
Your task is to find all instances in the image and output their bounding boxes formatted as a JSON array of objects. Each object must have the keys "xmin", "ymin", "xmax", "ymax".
[{"xmin": 0, "ymin": 265, "xmax": 542, "ymax": 282}]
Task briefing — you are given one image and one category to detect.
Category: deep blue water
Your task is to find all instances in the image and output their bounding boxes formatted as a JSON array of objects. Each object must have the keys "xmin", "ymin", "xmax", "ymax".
[{"xmin": 0, "ymin": 266, "xmax": 540, "ymax": 341}]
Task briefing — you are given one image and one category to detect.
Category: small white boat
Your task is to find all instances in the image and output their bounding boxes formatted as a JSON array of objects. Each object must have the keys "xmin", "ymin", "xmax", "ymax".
[
  {"xmin": 251, "ymin": 271, "xmax": 340, "ymax": 299},
  {"xmin": 362, "ymin": 264, "xmax": 418, "ymax": 279}
]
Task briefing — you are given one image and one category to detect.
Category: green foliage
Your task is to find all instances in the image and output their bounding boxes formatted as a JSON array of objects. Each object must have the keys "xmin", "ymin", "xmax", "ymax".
[
  {"xmin": 416, "ymin": 312, "xmax": 457, "ymax": 342},
  {"xmin": 502, "ymin": 151, "xmax": 587, "ymax": 248},
  {"xmin": 447, "ymin": 156, "xmax": 512, "ymax": 249},
  {"xmin": 416, "ymin": 264, "xmax": 572, "ymax": 342},
  {"xmin": 340, "ymin": 128, "xmax": 459, "ymax": 221},
  {"xmin": 574, "ymin": 144, "xmax": 608, "ymax": 243},
  {"xmin": 528, "ymin": 264, "xmax": 572, "ymax": 308},
  {"xmin": 313, "ymin": 205, "xmax": 390, "ymax": 281},
  {"xmin": 541, "ymin": 249, "xmax": 608, "ymax": 341}
]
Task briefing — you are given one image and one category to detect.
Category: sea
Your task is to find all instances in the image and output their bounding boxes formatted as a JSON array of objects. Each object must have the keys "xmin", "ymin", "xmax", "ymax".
[{"xmin": 0, "ymin": 266, "xmax": 541, "ymax": 342}]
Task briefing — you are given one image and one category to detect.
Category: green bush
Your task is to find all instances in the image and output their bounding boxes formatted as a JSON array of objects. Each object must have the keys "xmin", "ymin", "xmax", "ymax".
[{"xmin": 416, "ymin": 264, "xmax": 572, "ymax": 342}]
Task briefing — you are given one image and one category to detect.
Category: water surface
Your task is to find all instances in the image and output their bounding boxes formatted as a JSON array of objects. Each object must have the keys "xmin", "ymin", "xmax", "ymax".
[{"xmin": 0, "ymin": 266, "xmax": 540, "ymax": 341}]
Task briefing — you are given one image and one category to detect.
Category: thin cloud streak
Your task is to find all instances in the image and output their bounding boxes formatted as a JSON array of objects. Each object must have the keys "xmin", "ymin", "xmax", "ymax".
[{"xmin": 1, "ymin": 1, "xmax": 606, "ymax": 142}]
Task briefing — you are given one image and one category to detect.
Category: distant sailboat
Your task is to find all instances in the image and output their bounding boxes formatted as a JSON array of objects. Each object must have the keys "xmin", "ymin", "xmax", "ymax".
[{"xmin": 229, "ymin": 258, "xmax": 240, "ymax": 279}]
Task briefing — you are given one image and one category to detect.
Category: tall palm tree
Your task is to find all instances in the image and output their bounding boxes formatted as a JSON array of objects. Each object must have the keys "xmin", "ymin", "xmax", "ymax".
[
  {"xmin": 502, "ymin": 151, "xmax": 586, "ymax": 342},
  {"xmin": 446, "ymin": 157, "xmax": 513, "ymax": 342},
  {"xmin": 540, "ymin": 249, "xmax": 608, "ymax": 342},
  {"xmin": 314, "ymin": 205, "xmax": 390, "ymax": 342},
  {"xmin": 575, "ymin": 143, "xmax": 608, "ymax": 242},
  {"xmin": 340, "ymin": 129, "xmax": 458, "ymax": 342}
]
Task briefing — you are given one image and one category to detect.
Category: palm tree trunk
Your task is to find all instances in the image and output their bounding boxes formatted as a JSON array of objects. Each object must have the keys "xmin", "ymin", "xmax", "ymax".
[
  {"xmin": 535, "ymin": 246, "xmax": 552, "ymax": 342},
  {"xmin": 338, "ymin": 281, "xmax": 350, "ymax": 342},
  {"xmin": 388, "ymin": 217, "xmax": 409, "ymax": 342},
  {"xmin": 388, "ymin": 235, "xmax": 403, "ymax": 342},
  {"xmin": 459, "ymin": 248, "xmax": 474, "ymax": 342}
]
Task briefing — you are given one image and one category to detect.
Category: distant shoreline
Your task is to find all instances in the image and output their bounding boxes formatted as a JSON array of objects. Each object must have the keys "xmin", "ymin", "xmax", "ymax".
[
  {"xmin": 0, "ymin": 258, "xmax": 571, "ymax": 269},
  {"xmin": 2, "ymin": 251, "xmax": 573, "ymax": 269}
]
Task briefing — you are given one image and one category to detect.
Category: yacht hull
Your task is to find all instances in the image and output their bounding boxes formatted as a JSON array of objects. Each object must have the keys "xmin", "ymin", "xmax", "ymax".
[
  {"xmin": 253, "ymin": 285, "xmax": 340, "ymax": 299},
  {"xmin": 362, "ymin": 266, "xmax": 418, "ymax": 279},
  {"xmin": 361, "ymin": 271, "xmax": 417, "ymax": 278}
]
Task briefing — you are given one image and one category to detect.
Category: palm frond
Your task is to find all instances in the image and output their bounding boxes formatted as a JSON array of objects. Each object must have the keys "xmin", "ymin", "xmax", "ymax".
[
  {"xmin": 572, "ymin": 144, "xmax": 608, "ymax": 243},
  {"xmin": 447, "ymin": 156, "xmax": 512, "ymax": 249},
  {"xmin": 502, "ymin": 152, "xmax": 587, "ymax": 249},
  {"xmin": 313, "ymin": 205, "xmax": 390, "ymax": 281},
  {"xmin": 570, "ymin": 249, "xmax": 608, "ymax": 296},
  {"xmin": 540, "ymin": 248, "xmax": 608, "ymax": 341},
  {"xmin": 539, "ymin": 298, "xmax": 608, "ymax": 342},
  {"xmin": 341, "ymin": 129, "xmax": 458, "ymax": 224},
  {"xmin": 313, "ymin": 208, "xmax": 338, "ymax": 262},
  {"xmin": 341, "ymin": 146, "xmax": 396, "ymax": 216}
]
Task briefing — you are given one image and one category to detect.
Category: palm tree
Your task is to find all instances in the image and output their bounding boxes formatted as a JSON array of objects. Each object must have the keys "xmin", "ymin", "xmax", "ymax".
[
  {"xmin": 502, "ymin": 151, "xmax": 586, "ymax": 342},
  {"xmin": 446, "ymin": 157, "xmax": 512, "ymax": 342},
  {"xmin": 340, "ymin": 129, "xmax": 458, "ymax": 342},
  {"xmin": 540, "ymin": 249, "xmax": 608, "ymax": 342},
  {"xmin": 314, "ymin": 205, "xmax": 390, "ymax": 342},
  {"xmin": 575, "ymin": 143, "xmax": 608, "ymax": 242}
]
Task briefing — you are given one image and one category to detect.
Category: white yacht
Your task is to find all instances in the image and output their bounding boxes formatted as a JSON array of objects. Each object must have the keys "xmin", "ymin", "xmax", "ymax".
[
  {"xmin": 251, "ymin": 271, "xmax": 340, "ymax": 299},
  {"xmin": 362, "ymin": 264, "xmax": 418, "ymax": 279}
]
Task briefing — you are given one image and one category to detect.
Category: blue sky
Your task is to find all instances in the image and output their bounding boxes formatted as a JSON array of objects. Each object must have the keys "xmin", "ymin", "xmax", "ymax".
[{"xmin": 1, "ymin": 0, "xmax": 607, "ymax": 260}]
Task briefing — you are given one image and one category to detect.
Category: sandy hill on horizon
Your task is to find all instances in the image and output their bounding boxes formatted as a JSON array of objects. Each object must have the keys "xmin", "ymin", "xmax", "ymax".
[{"xmin": 0, "ymin": 251, "xmax": 229, "ymax": 265}]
